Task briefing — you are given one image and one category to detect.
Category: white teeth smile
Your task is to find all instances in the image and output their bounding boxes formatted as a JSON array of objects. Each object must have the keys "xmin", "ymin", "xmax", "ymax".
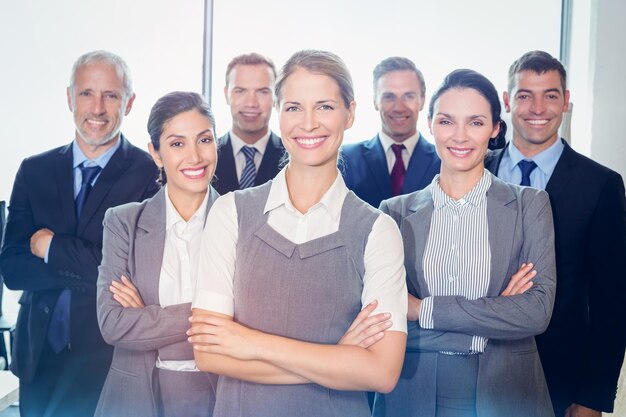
[
  {"xmin": 87, "ymin": 119, "xmax": 106, "ymax": 125},
  {"xmin": 182, "ymin": 168, "xmax": 205, "ymax": 176},
  {"xmin": 449, "ymin": 148, "xmax": 471, "ymax": 156},
  {"xmin": 296, "ymin": 137, "xmax": 325, "ymax": 146},
  {"xmin": 527, "ymin": 119, "xmax": 549, "ymax": 125}
]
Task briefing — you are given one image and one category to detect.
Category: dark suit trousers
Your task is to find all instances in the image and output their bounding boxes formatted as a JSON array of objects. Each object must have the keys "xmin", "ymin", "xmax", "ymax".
[{"xmin": 19, "ymin": 342, "xmax": 112, "ymax": 417}]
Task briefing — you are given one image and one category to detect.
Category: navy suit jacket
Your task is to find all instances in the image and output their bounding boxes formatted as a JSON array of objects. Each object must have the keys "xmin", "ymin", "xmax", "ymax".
[
  {"xmin": 213, "ymin": 132, "xmax": 284, "ymax": 195},
  {"xmin": 340, "ymin": 134, "xmax": 440, "ymax": 208},
  {"xmin": 485, "ymin": 140, "xmax": 626, "ymax": 414},
  {"xmin": 0, "ymin": 135, "xmax": 159, "ymax": 382}
]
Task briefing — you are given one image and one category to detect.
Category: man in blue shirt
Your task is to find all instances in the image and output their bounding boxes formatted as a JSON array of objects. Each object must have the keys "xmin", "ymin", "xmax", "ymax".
[
  {"xmin": 486, "ymin": 50, "xmax": 626, "ymax": 417},
  {"xmin": 0, "ymin": 50, "xmax": 159, "ymax": 417}
]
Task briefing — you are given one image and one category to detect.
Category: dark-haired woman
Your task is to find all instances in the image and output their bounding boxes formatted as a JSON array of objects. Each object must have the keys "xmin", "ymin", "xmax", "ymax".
[
  {"xmin": 94, "ymin": 92, "xmax": 220, "ymax": 417},
  {"xmin": 373, "ymin": 69, "xmax": 556, "ymax": 417}
]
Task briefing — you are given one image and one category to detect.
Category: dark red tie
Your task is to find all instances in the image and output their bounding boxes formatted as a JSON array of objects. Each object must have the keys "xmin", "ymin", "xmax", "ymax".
[{"xmin": 390, "ymin": 144, "xmax": 406, "ymax": 196}]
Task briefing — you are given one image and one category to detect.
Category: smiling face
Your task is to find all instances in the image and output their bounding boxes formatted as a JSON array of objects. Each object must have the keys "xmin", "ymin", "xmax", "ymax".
[
  {"xmin": 504, "ymin": 70, "xmax": 570, "ymax": 157},
  {"xmin": 278, "ymin": 68, "xmax": 355, "ymax": 171},
  {"xmin": 374, "ymin": 70, "xmax": 425, "ymax": 142},
  {"xmin": 149, "ymin": 110, "xmax": 217, "ymax": 203},
  {"xmin": 225, "ymin": 64, "xmax": 275, "ymax": 144},
  {"xmin": 67, "ymin": 61, "xmax": 135, "ymax": 154},
  {"xmin": 429, "ymin": 88, "xmax": 499, "ymax": 180}
]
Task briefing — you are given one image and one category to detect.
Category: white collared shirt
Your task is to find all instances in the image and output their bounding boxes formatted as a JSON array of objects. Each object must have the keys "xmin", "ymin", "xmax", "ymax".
[
  {"xmin": 156, "ymin": 186, "xmax": 209, "ymax": 371},
  {"xmin": 229, "ymin": 130, "xmax": 272, "ymax": 181},
  {"xmin": 378, "ymin": 131, "xmax": 421, "ymax": 173},
  {"xmin": 193, "ymin": 167, "xmax": 408, "ymax": 333}
]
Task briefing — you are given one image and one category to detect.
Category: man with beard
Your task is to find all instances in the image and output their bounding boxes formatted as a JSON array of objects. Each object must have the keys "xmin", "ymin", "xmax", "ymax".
[
  {"xmin": 0, "ymin": 50, "xmax": 159, "ymax": 417},
  {"xmin": 341, "ymin": 56, "xmax": 440, "ymax": 208},
  {"xmin": 213, "ymin": 53, "xmax": 284, "ymax": 194}
]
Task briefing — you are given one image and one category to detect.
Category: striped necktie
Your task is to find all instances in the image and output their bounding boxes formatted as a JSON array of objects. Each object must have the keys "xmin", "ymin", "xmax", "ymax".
[{"xmin": 239, "ymin": 146, "xmax": 257, "ymax": 189}]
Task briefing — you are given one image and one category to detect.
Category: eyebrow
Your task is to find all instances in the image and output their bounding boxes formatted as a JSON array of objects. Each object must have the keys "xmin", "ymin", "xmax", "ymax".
[
  {"xmin": 436, "ymin": 112, "xmax": 487, "ymax": 119},
  {"xmin": 516, "ymin": 88, "xmax": 562, "ymax": 95}
]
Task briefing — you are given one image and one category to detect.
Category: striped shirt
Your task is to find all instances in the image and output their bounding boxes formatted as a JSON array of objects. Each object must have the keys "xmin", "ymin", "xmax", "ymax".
[{"xmin": 419, "ymin": 170, "xmax": 492, "ymax": 353}]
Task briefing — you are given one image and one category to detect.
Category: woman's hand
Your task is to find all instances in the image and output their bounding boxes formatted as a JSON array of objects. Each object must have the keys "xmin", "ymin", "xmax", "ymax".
[
  {"xmin": 407, "ymin": 294, "xmax": 422, "ymax": 321},
  {"xmin": 109, "ymin": 275, "xmax": 145, "ymax": 308},
  {"xmin": 188, "ymin": 313, "xmax": 261, "ymax": 361},
  {"xmin": 338, "ymin": 300, "xmax": 392, "ymax": 348},
  {"xmin": 501, "ymin": 263, "xmax": 536, "ymax": 296}
]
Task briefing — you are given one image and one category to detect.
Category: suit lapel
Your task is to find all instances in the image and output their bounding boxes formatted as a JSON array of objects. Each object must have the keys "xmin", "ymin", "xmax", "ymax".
[
  {"xmin": 486, "ymin": 176, "xmax": 518, "ymax": 295},
  {"xmin": 403, "ymin": 134, "xmax": 436, "ymax": 192},
  {"xmin": 77, "ymin": 136, "xmax": 131, "ymax": 235},
  {"xmin": 256, "ymin": 132, "xmax": 284, "ymax": 184},
  {"xmin": 404, "ymin": 190, "xmax": 434, "ymax": 298},
  {"xmin": 545, "ymin": 140, "xmax": 577, "ymax": 199},
  {"xmin": 215, "ymin": 134, "xmax": 239, "ymax": 191},
  {"xmin": 55, "ymin": 144, "xmax": 77, "ymax": 228},
  {"xmin": 364, "ymin": 136, "xmax": 392, "ymax": 200},
  {"xmin": 134, "ymin": 188, "xmax": 167, "ymax": 306},
  {"xmin": 484, "ymin": 144, "xmax": 506, "ymax": 176}
]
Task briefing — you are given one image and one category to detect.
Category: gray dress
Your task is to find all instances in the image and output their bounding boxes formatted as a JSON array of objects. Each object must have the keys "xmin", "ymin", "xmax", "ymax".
[{"xmin": 212, "ymin": 182, "xmax": 379, "ymax": 417}]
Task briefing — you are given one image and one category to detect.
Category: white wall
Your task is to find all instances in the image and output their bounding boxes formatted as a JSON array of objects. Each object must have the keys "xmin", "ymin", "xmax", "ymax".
[{"xmin": 0, "ymin": 0, "xmax": 205, "ymax": 201}]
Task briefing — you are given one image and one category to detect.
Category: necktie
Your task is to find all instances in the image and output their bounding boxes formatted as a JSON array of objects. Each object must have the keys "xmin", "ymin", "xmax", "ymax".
[
  {"xmin": 517, "ymin": 160, "xmax": 537, "ymax": 187},
  {"xmin": 46, "ymin": 163, "xmax": 101, "ymax": 353},
  {"xmin": 390, "ymin": 144, "xmax": 406, "ymax": 196},
  {"xmin": 75, "ymin": 164, "xmax": 102, "ymax": 219},
  {"xmin": 239, "ymin": 146, "xmax": 257, "ymax": 189}
]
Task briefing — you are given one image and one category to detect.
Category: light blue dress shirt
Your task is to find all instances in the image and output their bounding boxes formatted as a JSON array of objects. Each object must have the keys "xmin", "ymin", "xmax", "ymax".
[
  {"xmin": 44, "ymin": 138, "xmax": 122, "ymax": 262},
  {"xmin": 497, "ymin": 138, "xmax": 564, "ymax": 190}
]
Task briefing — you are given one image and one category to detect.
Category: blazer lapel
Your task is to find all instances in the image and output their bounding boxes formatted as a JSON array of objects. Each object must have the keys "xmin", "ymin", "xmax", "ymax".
[
  {"xmin": 77, "ymin": 136, "xmax": 131, "ymax": 235},
  {"xmin": 486, "ymin": 176, "xmax": 518, "ymax": 295},
  {"xmin": 403, "ymin": 189, "xmax": 434, "ymax": 298},
  {"xmin": 215, "ymin": 134, "xmax": 239, "ymax": 191},
  {"xmin": 545, "ymin": 139, "xmax": 577, "ymax": 200},
  {"xmin": 256, "ymin": 132, "xmax": 284, "ymax": 184},
  {"xmin": 55, "ymin": 144, "xmax": 77, "ymax": 228},
  {"xmin": 134, "ymin": 188, "xmax": 167, "ymax": 306},
  {"xmin": 403, "ymin": 134, "xmax": 436, "ymax": 192},
  {"xmin": 363, "ymin": 136, "xmax": 392, "ymax": 200}
]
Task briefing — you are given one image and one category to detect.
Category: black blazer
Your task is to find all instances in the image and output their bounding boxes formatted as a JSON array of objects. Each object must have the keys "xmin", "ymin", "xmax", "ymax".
[
  {"xmin": 485, "ymin": 140, "xmax": 626, "ymax": 414},
  {"xmin": 340, "ymin": 134, "xmax": 441, "ymax": 208},
  {"xmin": 213, "ymin": 132, "xmax": 284, "ymax": 195},
  {"xmin": 0, "ymin": 136, "xmax": 159, "ymax": 382}
]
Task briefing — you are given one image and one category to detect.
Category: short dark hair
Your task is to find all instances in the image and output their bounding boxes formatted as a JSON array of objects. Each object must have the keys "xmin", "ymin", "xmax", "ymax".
[
  {"xmin": 225, "ymin": 53, "xmax": 276, "ymax": 86},
  {"xmin": 147, "ymin": 91, "xmax": 215, "ymax": 152},
  {"xmin": 275, "ymin": 49, "xmax": 354, "ymax": 108},
  {"xmin": 507, "ymin": 50, "xmax": 567, "ymax": 93},
  {"xmin": 428, "ymin": 69, "xmax": 507, "ymax": 149},
  {"xmin": 373, "ymin": 57, "xmax": 426, "ymax": 98}
]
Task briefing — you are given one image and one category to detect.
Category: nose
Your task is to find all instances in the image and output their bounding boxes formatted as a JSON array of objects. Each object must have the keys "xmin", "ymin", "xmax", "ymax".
[
  {"xmin": 452, "ymin": 123, "xmax": 469, "ymax": 143},
  {"xmin": 244, "ymin": 91, "xmax": 259, "ymax": 108},
  {"xmin": 301, "ymin": 109, "xmax": 319, "ymax": 131},
  {"xmin": 92, "ymin": 94, "xmax": 106, "ymax": 115},
  {"xmin": 186, "ymin": 142, "xmax": 201, "ymax": 164},
  {"xmin": 529, "ymin": 97, "xmax": 545, "ymax": 114}
]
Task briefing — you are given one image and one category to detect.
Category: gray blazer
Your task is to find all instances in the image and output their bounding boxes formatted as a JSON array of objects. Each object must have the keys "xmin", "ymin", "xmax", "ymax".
[
  {"xmin": 374, "ymin": 174, "xmax": 556, "ymax": 417},
  {"xmin": 94, "ymin": 187, "xmax": 218, "ymax": 417}
]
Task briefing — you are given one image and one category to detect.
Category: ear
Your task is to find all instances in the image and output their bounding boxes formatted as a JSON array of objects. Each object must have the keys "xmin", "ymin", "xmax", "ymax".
[
  {"xmin": 563, "ymin": 89, "xmax": 570, "ymax": 113},
  {"xmin": 124, "ymin": 94, "xmax": 136, "ymax": 116},
  {"xmin": 503, "ymin": 91, "xmax": 511, "ymax": 113},
  {"xmin": 66, "ymin": 87, "xmax": 74, "ymax": 112},
  {"xmin": 427, "ymin": 117, "xmax": 433, "ymax": 135},
  {"xmin": 345, "ymin": 101, "xmax": 357, "ymax": 130},
  {"xmin": 224, "ymin": 85, "xmax": 230, "ymax": 104},
  {"xmin": 148, "ymin": 142, "xmax": 163, "ymax": 168}
]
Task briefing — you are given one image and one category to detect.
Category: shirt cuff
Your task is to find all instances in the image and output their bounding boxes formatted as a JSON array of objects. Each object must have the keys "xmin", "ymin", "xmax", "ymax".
[
  {"xmin": 44, "ymin": 235, "xmax": 53, "ymax": 264},
  {"xmin": 470, "ymin": 336, "xmax": 488, "ymax": 353},
  {"xmin": 192, "ymin": 289, "xmax": 234, "ymax": 316},
  {"xmin": 419, "ymin": 296, "xmax": 434, "ymax": 329}
]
